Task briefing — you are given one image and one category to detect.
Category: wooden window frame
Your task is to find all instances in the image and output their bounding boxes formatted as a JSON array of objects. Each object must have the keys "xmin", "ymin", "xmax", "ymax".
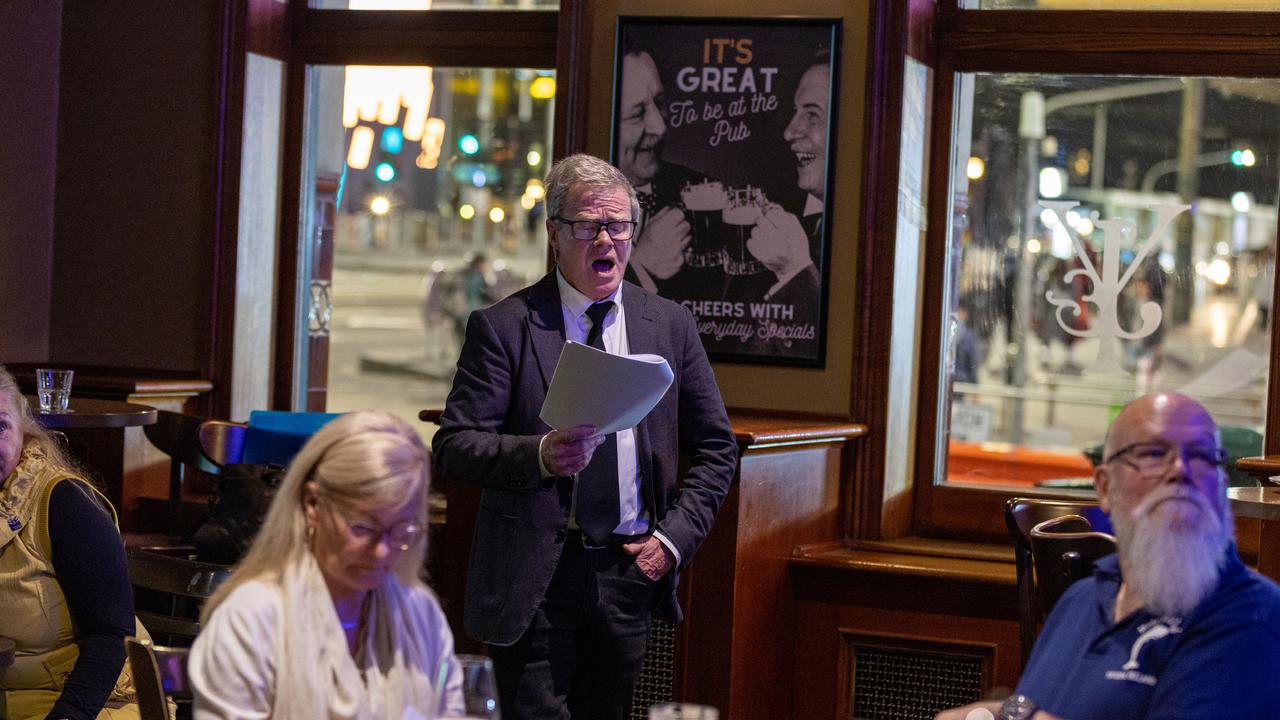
[
  {"xmin": 854, "ymin": 2, "xmax": 1280, "ymax": 544},
  {"xmin": 265, "ymin": 0, "xmax": 590, "ymax": 410}
]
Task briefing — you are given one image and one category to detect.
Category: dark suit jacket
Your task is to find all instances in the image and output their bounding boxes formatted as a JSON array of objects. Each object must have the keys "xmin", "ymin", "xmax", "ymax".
[{"xmin": 432, "ymin": 273, "xmax": 739, "ymax": 646}]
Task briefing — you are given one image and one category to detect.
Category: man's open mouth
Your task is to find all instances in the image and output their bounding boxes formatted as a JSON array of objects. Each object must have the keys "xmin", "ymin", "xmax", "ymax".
[
  {"xmin": 592, "ymin": 259, "xmax": 615, "ymax": 273},
  {"xmin": 794, "ymin": 150, "xmax": 816, "ymax": 167}
]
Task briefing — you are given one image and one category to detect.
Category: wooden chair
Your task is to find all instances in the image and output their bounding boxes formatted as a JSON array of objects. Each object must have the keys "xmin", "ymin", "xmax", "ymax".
[
  {"xmin": 128, "ymin": 546, "xmax": 232, "ymax": 647},
  {"xmin": 1029, "ymin": 515, "xmax": 1117, "ymax": 616},
  {"xmin": 125, "ymin": 636, "xmax": 189, "ymax": 720},
  {"xmin": 142, "ymin": 411, "xmax": 247, "ymax": 535},
  {"xmin": 1004, "ymin": 498, "xmax": 1114, "ymax": 667}
]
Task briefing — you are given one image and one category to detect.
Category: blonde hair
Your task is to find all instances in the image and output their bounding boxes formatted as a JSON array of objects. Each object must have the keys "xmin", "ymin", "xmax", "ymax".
[
  {"xmin": 0, "ymin": 364, "xmax": 87, "ymax": 480},
  {"xmin": 202, "ymin": 411, "xmax": 432, "ymax": 620}
]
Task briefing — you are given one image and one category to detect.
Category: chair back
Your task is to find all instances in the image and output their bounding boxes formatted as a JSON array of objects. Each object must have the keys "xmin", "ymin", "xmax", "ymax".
[
  {"xmin": 143, "ymin": 411, "xmax": 223, "ymax": 534},
  {"xmin": 128, "ymin": 546, "xmax": 232, "ymax": 646},
  {"xmin": 1004, "ymin": 497, "xmax": 1113, "ymax": 667},
  {"xmin": 240, "ymin": 410, "xmax": 342, "ymax": 466},
  {"xmin": 1030, "ymin": 515, "xmax": 1116, "ymax": 617},
  {"xmin": 198, "ymin": 419, "xmax": 247, "ymax": 468},
  {"xmin": 125, "ymin": 636, "xmax": 190, "ymax": 720}
]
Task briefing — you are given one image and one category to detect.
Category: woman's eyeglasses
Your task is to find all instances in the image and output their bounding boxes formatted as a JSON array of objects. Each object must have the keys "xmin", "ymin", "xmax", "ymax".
[{"xmin": 324, "ymin": 499, "xmax": 424, "ymax": 551}]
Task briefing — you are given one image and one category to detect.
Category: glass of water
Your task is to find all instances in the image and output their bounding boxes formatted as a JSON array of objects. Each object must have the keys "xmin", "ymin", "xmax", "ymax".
[
  {"xmin": 455, "ymin": 654, "xmax": 501, "ymax": 719},
  {"xmin": 35, "ymin": 368, "xmax": 74, "ymax": 413}
]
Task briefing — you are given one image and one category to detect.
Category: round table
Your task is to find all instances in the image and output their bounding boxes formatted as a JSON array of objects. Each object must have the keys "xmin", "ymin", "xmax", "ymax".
[
  {"xmin": 25, "ymin": 395, "xmax": 158, "ymax": 515},
  {"xmin": 28, "ymin": 396, "xmax": 158, "ymax": 429}
]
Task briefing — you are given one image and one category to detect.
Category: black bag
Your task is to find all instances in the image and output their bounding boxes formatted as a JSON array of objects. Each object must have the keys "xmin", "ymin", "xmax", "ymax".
[{"xmin": 190, "ymin": 463, "xmax": 284, "ymax": 565}]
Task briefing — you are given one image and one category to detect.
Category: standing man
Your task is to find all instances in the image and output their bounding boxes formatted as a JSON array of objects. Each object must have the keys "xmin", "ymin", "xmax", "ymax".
[
  {"xmin": 434, "ymin": 154, "xmax": 738, "ymax": 719},
  {"xmin": 937, "ymin": 392, "xmax": 1280, "ymax": 720},
  {"xmin": 616, "ymin": 49, "xmax": 720, "ymax": 300}
]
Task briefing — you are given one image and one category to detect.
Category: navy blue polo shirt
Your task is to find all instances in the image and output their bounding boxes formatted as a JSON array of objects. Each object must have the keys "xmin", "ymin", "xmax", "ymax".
[{"xmin": 1016, "ymin": 546, "xmax": 1280, "ymax": 719}]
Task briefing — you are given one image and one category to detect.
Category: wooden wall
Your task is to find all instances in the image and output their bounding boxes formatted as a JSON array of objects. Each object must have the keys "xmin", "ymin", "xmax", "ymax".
[
  {"xmin": 0, "ymin": 0, "xmax": 61, "ymax": 362},
  {"xmin": 47, "ymin": 0, "xmax": 221, "ymax": 373}
]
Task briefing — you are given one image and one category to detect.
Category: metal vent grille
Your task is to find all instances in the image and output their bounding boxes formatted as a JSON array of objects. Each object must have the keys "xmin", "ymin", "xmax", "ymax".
[
  {"xmin": 850, "ymin": 644, "xmax": 984, "ymax": 720},
  {"xmin": 630, "ymin": 620, "xmax": 677, "ymax": 720}
]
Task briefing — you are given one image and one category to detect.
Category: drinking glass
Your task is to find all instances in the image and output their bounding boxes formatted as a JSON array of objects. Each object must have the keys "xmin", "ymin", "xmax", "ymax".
[
  {"xmin": 681, "ymin": 179, "xmax": 728, "ymax": 268},
  {"xmin": 649, "ymin": 702, "xmax": 719, "ymax": 719},
  {"xmin": 721, "ymin": 186, "xmax": 766, "ymax": 276},
  {"xmin": 456, "ymin": 654, "xmax": 501, "ymax": 719},
  {"xmin": 35, "ymin": 368, "xmax": 74, "ymax": 413}
]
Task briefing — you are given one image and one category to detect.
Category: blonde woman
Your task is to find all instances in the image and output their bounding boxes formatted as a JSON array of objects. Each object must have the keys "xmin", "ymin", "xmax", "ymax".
[
  {"xmin": 190, "ymin": 411, "xmax": 464, "ymax": 719},
  {"xmin": 0, "ymin": 365, "xmax": 140, "ymax": 719}
]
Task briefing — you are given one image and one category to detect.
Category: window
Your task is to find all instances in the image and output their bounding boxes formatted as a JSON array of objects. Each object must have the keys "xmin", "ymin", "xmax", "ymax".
[
  {"xmin": 880, "ymin": 5, "xmax": 1280, "ymax": 540},
  {"xmin": 265, "ymin": 1, "xmax": 563, "ymax": 442},
  {"xmin": 301, "ymin": 64, "xmax": 554, "ymax": 432},
  {"xmin": 941, "ymin": 73, "xmax": 1278, "ymax": 492},
  {"xmin": 967, "ymin": 0, "xmax": 1274, "ymax": 10}
]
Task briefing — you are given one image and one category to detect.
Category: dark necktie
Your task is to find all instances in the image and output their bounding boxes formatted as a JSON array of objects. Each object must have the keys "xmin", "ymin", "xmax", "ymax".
[
  {"xmin": 576, "ymin": 301, "xmax": 620, "ymax": 546},
  {"xmin": 636, "ymin": 191, "xmax": 656, "ymax": 215}
]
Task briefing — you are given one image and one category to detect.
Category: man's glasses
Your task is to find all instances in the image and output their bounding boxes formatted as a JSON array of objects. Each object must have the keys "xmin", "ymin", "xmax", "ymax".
[
  {"xmin": 553, "ymin": 217, "xmax": 637, "ymax": 242},
  {"xmin": 326, "ymin": 500, "xmax": 424, "ymax": 551},
  {"xmin": 1104, "ymin": 441, "xmax": 1228, "ymax": 477}
]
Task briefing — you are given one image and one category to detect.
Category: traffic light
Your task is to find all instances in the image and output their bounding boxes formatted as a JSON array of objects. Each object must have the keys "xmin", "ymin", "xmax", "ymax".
[
  {"xmin": 375, "ymin": 162, "xmax": 396, "ymax": 182},
  {"xmin": 1231, "ymin": 148, "xmax": 1256, "ymax": 167},
  {"xmin": 458, "ymin": 134, "xmax": 480, "ymax": 155}
]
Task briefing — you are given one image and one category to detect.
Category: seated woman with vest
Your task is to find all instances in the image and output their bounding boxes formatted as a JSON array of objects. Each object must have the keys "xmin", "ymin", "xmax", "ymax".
[
  {"xmin": 0, "ymin": 365, "xmax": 140, "ymax": 719},
  {"xmin": 189, "ymin": 411, "xmax": 464, "ymax": 719}
]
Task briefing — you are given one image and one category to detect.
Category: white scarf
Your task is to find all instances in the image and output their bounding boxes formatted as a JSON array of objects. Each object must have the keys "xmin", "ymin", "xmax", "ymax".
[{"xmin": 275, "ymin": 553, "xmax": 458, "ymax": 719}]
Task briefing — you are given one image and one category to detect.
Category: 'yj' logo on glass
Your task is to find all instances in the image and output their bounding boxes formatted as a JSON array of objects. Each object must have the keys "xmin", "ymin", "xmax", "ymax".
[{"xmin": 1041, "ymin": 201, "xmax": 1190, "ymax": 375}]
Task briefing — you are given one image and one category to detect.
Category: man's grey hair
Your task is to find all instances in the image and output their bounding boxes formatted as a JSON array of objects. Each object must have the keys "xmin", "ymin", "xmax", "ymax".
[{"xmin": 543, "ymin": 153, "xmax": 640, "ymax": 224}]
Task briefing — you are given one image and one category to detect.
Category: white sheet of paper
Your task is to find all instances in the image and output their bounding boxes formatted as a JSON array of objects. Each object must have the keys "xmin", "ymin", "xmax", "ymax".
[{"xmin": 539, "ymin": 341, "xmax": 674, "ymax": 435}]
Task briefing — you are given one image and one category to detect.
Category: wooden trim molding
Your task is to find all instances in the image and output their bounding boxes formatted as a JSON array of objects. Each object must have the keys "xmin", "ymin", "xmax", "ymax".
[
  {"xmin": 296, "ymin": 8, "xmax": 558, "ymax": 67},
  {"xmin": 849, "ymin": 0, "xmax": 912, "ymax": 543},
  {"xmin": 552, "ymin": 0, "xmax": 592, "ymax": 159}
]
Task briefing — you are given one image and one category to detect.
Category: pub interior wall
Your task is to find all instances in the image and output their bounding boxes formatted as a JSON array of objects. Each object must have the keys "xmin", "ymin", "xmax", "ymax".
[
  {"xmin": 0, "ymin": 0, "xmax": 60, "ymax": 363},
  {"xmin": 586, "ymin": 0, "xmax": 869, "ymax": 418},
  {"xmin": 46, "ymin": 0, "xmax": 220, "ymax": 373}
]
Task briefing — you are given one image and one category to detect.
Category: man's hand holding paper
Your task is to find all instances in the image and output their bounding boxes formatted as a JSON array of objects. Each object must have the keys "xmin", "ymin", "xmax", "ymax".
[{"xmin": 539, "ymin": 424, "xmax": 606, "ymax": 476}]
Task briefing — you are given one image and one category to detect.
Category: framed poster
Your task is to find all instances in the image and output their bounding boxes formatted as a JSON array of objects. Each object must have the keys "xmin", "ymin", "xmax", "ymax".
[{"xmin": 611, "ymin": 17, "xmax": 840, "ymax": 367}]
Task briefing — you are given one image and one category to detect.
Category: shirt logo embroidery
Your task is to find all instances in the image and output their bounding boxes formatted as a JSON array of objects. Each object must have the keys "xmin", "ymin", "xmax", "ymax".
[
  {"xmin": 1105, "ymin": 617, "xmax": 1182, "ymax": 687},
  {"xmin": 7, "ymin": 515, "xmax": 20, "ymax": 531}
]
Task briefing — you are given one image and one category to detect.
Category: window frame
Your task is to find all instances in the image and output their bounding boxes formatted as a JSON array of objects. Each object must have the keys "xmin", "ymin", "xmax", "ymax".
[
  {"xmin": 862, "ymin": 4, "xmax": 1280, "ymax": 542},
  {"xmin": 268, "ymin": 0, "xmax": 586, "ymax": 410}
]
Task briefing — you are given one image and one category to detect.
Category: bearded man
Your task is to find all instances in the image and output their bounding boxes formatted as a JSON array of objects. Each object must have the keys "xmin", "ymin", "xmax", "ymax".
[{"xmin": 938, "ymin": 392, "xmax": 1280, "ymax": 720}]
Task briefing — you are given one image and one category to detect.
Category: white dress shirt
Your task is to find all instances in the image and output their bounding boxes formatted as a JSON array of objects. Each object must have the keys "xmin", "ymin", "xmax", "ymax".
[{"xmin": 545, "ymin": 272, "xmax": 680, "ymax": 562}]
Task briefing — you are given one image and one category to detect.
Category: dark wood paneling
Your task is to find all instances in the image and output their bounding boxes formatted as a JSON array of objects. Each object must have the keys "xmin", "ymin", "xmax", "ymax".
[
  {"xmin": 553, "ymin": 0, "xmax": 593, "ymax": 159},
  {"xmin": 209, "ymin": 0, "xmax": 250, "ymax": 419},
  {"xmin": 422, "ymin": 408, "xmax": 865, "ymax": 719},
  {"xmin": 679, "ymin": 421, "xmax": 863, "ymax": 720},
  {"xmin": 248, "ymin": 0, "xmax": 289, "ymax": 59},
  {"xmin": 791, "ymin": 547, "xmax": 1022, "ymax": 720},
  {"xmin": 271, "ymin": 0, "xmax": 309, "ymax": 411},
  {"xmin": 849, "ymin": 0, "xmax": 909, "ymax": 543},
  {"xmin": 296, "ymin": 9, "xmax": 558, "ymax": 67}
]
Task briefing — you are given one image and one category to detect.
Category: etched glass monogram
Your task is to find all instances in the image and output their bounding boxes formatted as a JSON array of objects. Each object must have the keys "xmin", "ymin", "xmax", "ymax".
[{"xmin": 1040, "ymin": 200, "xmax": 1189, "ymax": 375}]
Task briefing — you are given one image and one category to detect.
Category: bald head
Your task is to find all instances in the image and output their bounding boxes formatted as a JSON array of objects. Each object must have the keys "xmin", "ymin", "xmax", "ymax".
[
  {"xmin": 1104, "ymin": 392, "xmax": 1218, "ymax": 461},
  {"xmin": 1097, "ymin": 392, "xmax": 1226, "ymax": 520}
]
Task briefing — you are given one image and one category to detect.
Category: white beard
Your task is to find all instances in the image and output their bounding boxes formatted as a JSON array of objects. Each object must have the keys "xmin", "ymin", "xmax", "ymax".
[{"xmin": 1112, "ymin": 487, "xmax": 1234, "ymax": 618}]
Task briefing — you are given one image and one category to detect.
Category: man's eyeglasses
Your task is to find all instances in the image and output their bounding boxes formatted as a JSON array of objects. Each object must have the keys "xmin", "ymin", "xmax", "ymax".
[
  {"xmin": 1103, "ymin": 441, "xmax": 1228, "ymax": 477},
  {"xmin": 326, "ymin": 500, "xmax": 424, "ymax": 551},
  {"xmin": 553, "ymin": 217, "xmax": 637, "ymax": 242}
]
